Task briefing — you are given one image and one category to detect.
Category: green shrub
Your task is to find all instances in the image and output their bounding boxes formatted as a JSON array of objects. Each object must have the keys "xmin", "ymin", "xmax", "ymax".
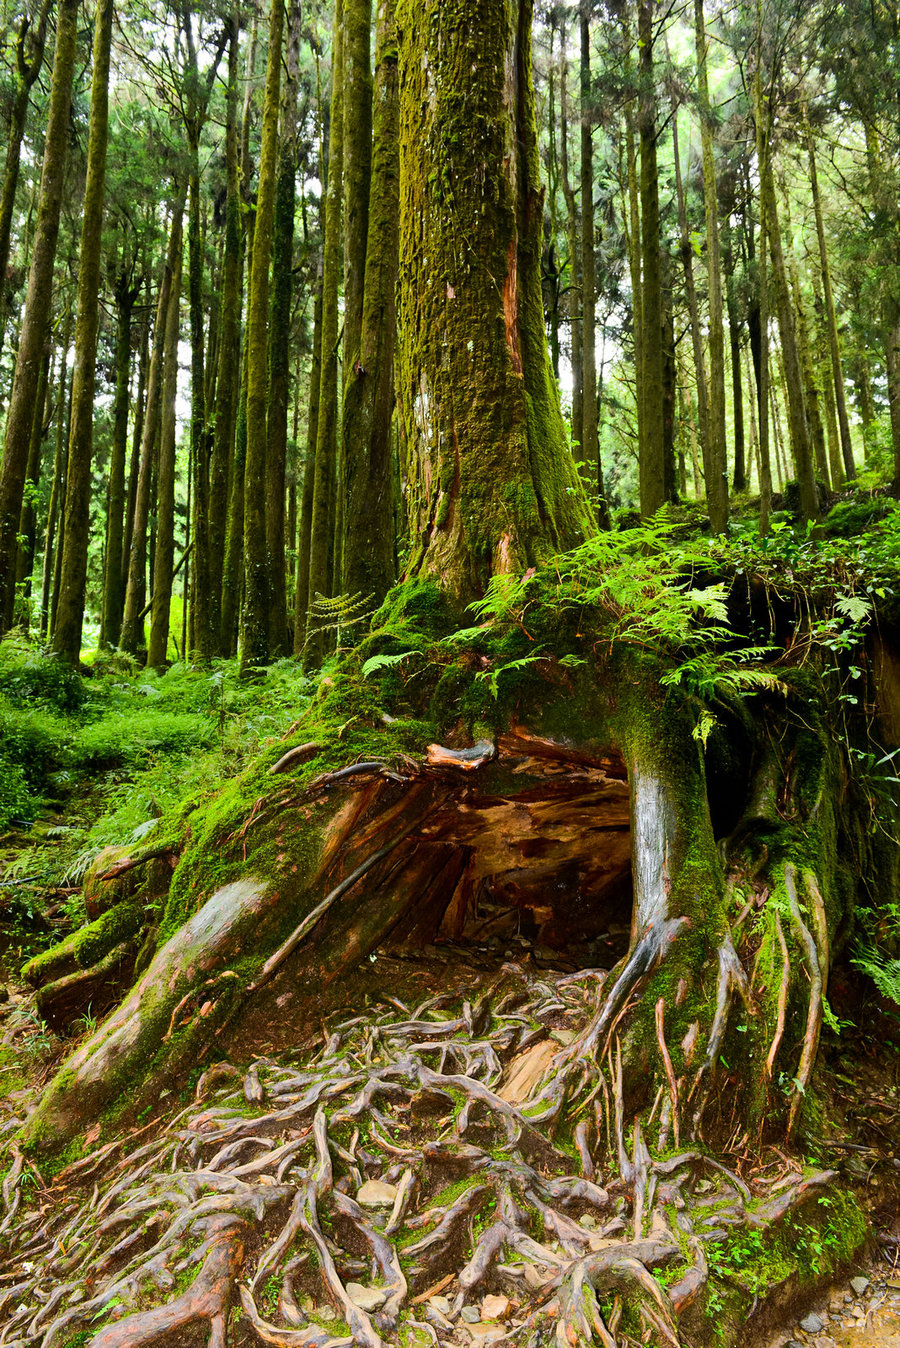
[
  {"xmin": 0, "ymin": 632, "xmax": 87, "ymax": 713},
  {"xmin": 72, "ymin": 710, "xmax": 215, "ymax": 768}
]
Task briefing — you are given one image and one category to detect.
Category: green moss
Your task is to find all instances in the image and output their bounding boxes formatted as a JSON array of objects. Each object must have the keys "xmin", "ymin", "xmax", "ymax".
[{"xmin": 21, "ymin": 899, "xmax": 145, "ymax": 984}]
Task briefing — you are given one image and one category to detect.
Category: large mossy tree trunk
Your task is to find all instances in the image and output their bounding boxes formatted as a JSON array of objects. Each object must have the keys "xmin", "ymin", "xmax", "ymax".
[{"xmin": 395, "ymin": 0, "xmax": 592, "ymax": 607}]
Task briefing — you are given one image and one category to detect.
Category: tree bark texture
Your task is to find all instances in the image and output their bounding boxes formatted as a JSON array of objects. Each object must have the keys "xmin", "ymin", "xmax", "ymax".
[
  {"xmin": 208, "ymin": 15, "xmax": 242, "ymax": 656},
  {"xmin": 147, "ymin": 249, "xmax": 183, "ymax": 669},
  {"xmin": 341, "ymin": 0, "xmax": 399, "ymax": 606},
  {"xmin": 693, "ymin": 0, "xmax": 728, "ymax": 533},
  {"xmin": 265, "ymin": 0, "xmax": 301, "ymax": 659},
  {"xmin": 805, "ymin": 109, "xmax": 855, "ymax": 481},
  {"xmin": 396, "ymin": 0, "xmax": 592, "ymax": 607},
  {"xmin": 120, "ymin": 195, "xmax": 186, "ymax": 656},
  {"xmin": 0, "ymin": 0, "xmax": 78, "ymax": 633},
  {"xmin": 306, "ymin": 0, "xmax": 343, "ymax": 665},
  {"xmin": 51, "ymin": 0, "xmax": 115, "ymax": 660},
  {"xmin": 637, "ymin": 0, "xmax": 665, "ymax": 519},
  {"xmin": 241, "ymin": 0, "xmax": 285, "ymax": 670},
  {"xmin": 100, "ymin": 266, "xmax": 141, "ymax": 649}
]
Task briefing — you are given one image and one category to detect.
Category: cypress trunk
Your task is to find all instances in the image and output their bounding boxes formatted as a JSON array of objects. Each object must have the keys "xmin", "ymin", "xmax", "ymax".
[
  {"xmin": 341, "ymin": 0, "xmax": 399, "ymax": 605},
  {"xmin": 265, "ymin": 0, "xmax": 301, "ymax": 659},
  {"xmin": 342, "ymin": 0, "xmax": 372, "ymax": 374},
  {"xmin": 579, "ymin": 10, "xmax": 608, "ymax": 526},
  {"xmin": 120, "ymin": 195, "xmax": 185, "ymax": 657},
  {"xmin": 0, "ymin": 0, "xmax": 78, "ymax": 632},
  {"xmin": 209, "ymin": 11, "xmax": 242, "ymax": 654},
  {"xmin": 0, "ymin": 0, "xmax": 51, "ymax": 370},
  {"xmin": 558, "ymin": 25, "xmax": 582, "ymax": 452},
  {"xmin": 147, "ymin": 249, "xmax": 183, "ymax": 670},
  {"xmin": 672, "ymin": 111, "xmax": 710, "ymax": 477},
  {"xmin": 240, "ymin": 0, "xmax": 284, "ymax": 670},
  {"xmin": 693, "ymin": 0, "xmax": 728, "ymax": 533},
  {"xmin": 122, "ymin": 318, "xmax": 149, "ymax": 602},
  {"xmin": 805, "ymin": 109, "xmax": 855, "ymax": 481},
  {"xmin": 396, "ymin": 0, "xmax": 592, "ymax": 605},
  {"xmin": 52, "ymin": 0, "xmax": 114, "ymax": 662},
  {"xmin": 761, "ymin": 154, "xmax": 817, "ymax": 522},
  {"xmin": 294, "ymin": 265, "xmax": 323, "ymax": 655},
  {"xmin": 305, "ymin": 0, "xmax": 344, "ymax": 665},
  {"xmin": 723, "ymin": 229, "xmax": 746, "ymax": 493},
  {"xmin": 637, "ymin": 0, "xmax": 665, "ymax": 518},
  {"xmin": 99, "ymin": 266, "xmax": 140, "ymax": 649},
  {"xmin": 40, "ymin": 316, "xmax": 72, "ymax": 637},
  {"xmin": 751, "ymin": 63, "xmax": 772, "ymax": 532},
  {"xmin": 12, "ymin": 343, "xmax": 50, "ymax": 628}
]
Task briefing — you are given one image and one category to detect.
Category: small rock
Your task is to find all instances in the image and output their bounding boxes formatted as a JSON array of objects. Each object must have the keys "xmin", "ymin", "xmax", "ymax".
[
  {"xmin": 346, "ymin": 1283, "xmax": 385, "ymax": 1312},
  {"xmin": 850, "ymin": 1276, "xmax": 870, "ymax": 1297},
  {"xmin": 481, "ymin": 1295, "xmax": 510, "ymax": 1322},
  {"xmin": 428, "ymin": 1296, "xmax": 452, "ymax": 1315},
  {"xmin": 522, "ymin": 1264, "xmax": 545, "ymax": 1291},
  {"xmin": 316, "ymin": 1306, "xmax": 337, "ymax": 1322},
  {"xmin": 460, "ymin": 1306, "xmax": 481, "ymax": 1324},
  {"xmin": 578, "ymin": 1214, "xmax": 597, "ymax": 1230},
  {"xmin": 467, "ymin": 1327, "xmax": 505, "ymax": 1346},
  {"xmin": 799, "ymin": 1314, "xmax": 824, "ymax": 1334},
  {"xmin": 356, "ymin": 1179, "xmax": 398, "ymax": 1207}
]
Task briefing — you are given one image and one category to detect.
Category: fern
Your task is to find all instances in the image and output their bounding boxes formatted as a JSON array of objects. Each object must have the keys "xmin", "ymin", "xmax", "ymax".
[
  {"xmin": 361, "ymin": 650, "xmax": 418, "ymax": 679},
  {"xmin": 304, "ymin": 592, "xmax": 376, "ymax": 645},
  {"xmin": 476, "ymin": 650, "xmax": 547, "ymax": 699},
  {"xmin": 852, "ymin": 944, "xmax": 900, "ymax": 1007}
]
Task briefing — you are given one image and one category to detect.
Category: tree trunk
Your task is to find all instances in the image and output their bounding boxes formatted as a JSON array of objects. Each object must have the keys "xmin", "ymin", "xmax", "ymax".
[
  {"xmin": 341, "ymin": 0, "xmax": 399, "ymax": 606},
  {"xmin": 396, "ymin": 0, "xmax": 592, "ymax": 606},
  {"xmin": 751, "ymin": 66, "xmax": 772, "ymax": 533},
  {"xmin": 580, "ymin": 12, "xmax": 609, "ymax": 527},
  {"xmin": 0, "ymin": 0, "xmax": 51, "ymax": 373},
  {"xmin": 147, "ymin": 248, "xmax": 183, "ymax": 670},
  {"xmin": 723, "ymin": 228, "xmax": 746, "ymax": 493},
  {"xmin": 672, "ymin": 110, "xmax": 710, "ymax": 485},
  {"xmin": 100, "ymin": 267, "xmax": 140, "ymax": 650},
  {"xmin": 0, "ymin": 0, "xmax": 78, "ymax": 633},
  {"xmin": 208, "ymin": 15, "xmax": 241, "ymax": 656},
  {"xmin": 120, "ymin": 195, "xmax": 186, "ymax": 657},
  {"xmin": 637, "ymin": 0, "xmax": 665, "ymax": 519},
  {"xmin": 782, "ymin": 193, "xmax": 830, "ymax": 491},
  {"xmin": 294, "ymin": 265, "xmax": 323, "ymax": 656},
  {"xmin": 805, "ymin": 107, "xmax": 855, "ymax": 481},
  {"xmin": 122, "ymin": 317, "xmax": 149, "ymax": 605},
  {"xmin": 559, "ymin": 24, "xmax": 582, "ymax": 454},
  {"xmin": 40, "ymin": 314, "xmax": 72, "ymax": 637},
  {"xmin": 51, "ymin": 0, "xmax": 114, "ymax": 661},
  {"xmin": 265, "ymin": 0, "xmax": 301, "ymax": 659},
  {"xmin": 220, "ymin": 333, "xmax": 248, "ymax": 658},
  {"xmin": 12, "ymin": 341, "xmax": 50, "ymax": 628},
  {"xmin": 241, "ymin": 0, "xmax": 284, "ymax": 671},
  {"xmin": 306, "ymin": 0, "xmax": 344, "ymax": 666},
  {"xmin": 342, "ymin": 0, "xmax": 372, "ymax": 377},
  {"xmin": 693, "ymin": 0, "xmax": 728, "ymax": 533},
  {"xmin": 761, "ymin": 154, "xmax": 817, "ymax": 523}
]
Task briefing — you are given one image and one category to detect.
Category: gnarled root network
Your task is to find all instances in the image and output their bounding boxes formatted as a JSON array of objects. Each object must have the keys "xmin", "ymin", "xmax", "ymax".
[{"xmin": 0, "ymin": 961, "xmax": 833, "ymax": 1348}]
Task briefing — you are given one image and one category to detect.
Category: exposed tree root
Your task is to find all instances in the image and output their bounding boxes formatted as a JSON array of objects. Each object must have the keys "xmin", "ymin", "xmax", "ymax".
[{"xmin": 0, "ymin": 959, "xmax": 835, "ymax": 1348}]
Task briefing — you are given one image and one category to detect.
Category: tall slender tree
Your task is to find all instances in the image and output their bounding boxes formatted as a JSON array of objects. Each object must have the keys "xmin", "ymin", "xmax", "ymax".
[
  {"xmin": 341, "ymin": 0, "xmax": 399, "ymax": 603},
  {"xmin": 0, "ymin": 0, "xmax": 79, "ymax": 630},
  {"xmin": 53, "ymin": 0, "xmax": 115, "ymax": 661},
  {"xmin": 241, "ymin": 0, "xmax": 285, "ymax": 670}
]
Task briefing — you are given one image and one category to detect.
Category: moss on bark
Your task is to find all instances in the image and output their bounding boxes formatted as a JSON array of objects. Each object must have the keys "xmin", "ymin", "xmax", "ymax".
[{"xmin": 396, "ymin": 0, "xmax": 592, "ymax": 609}]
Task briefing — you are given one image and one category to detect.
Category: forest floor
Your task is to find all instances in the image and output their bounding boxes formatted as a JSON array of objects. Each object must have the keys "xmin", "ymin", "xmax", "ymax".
[{"xmin": 0, "ymin": 833, "xmax": 897, "ymax": 1347}]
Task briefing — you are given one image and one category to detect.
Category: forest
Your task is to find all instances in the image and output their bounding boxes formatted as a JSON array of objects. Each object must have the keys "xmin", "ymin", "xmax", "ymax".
[{"xmin": 0, "ymin": 0, "xmax": 899, "ymax": 1345}]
